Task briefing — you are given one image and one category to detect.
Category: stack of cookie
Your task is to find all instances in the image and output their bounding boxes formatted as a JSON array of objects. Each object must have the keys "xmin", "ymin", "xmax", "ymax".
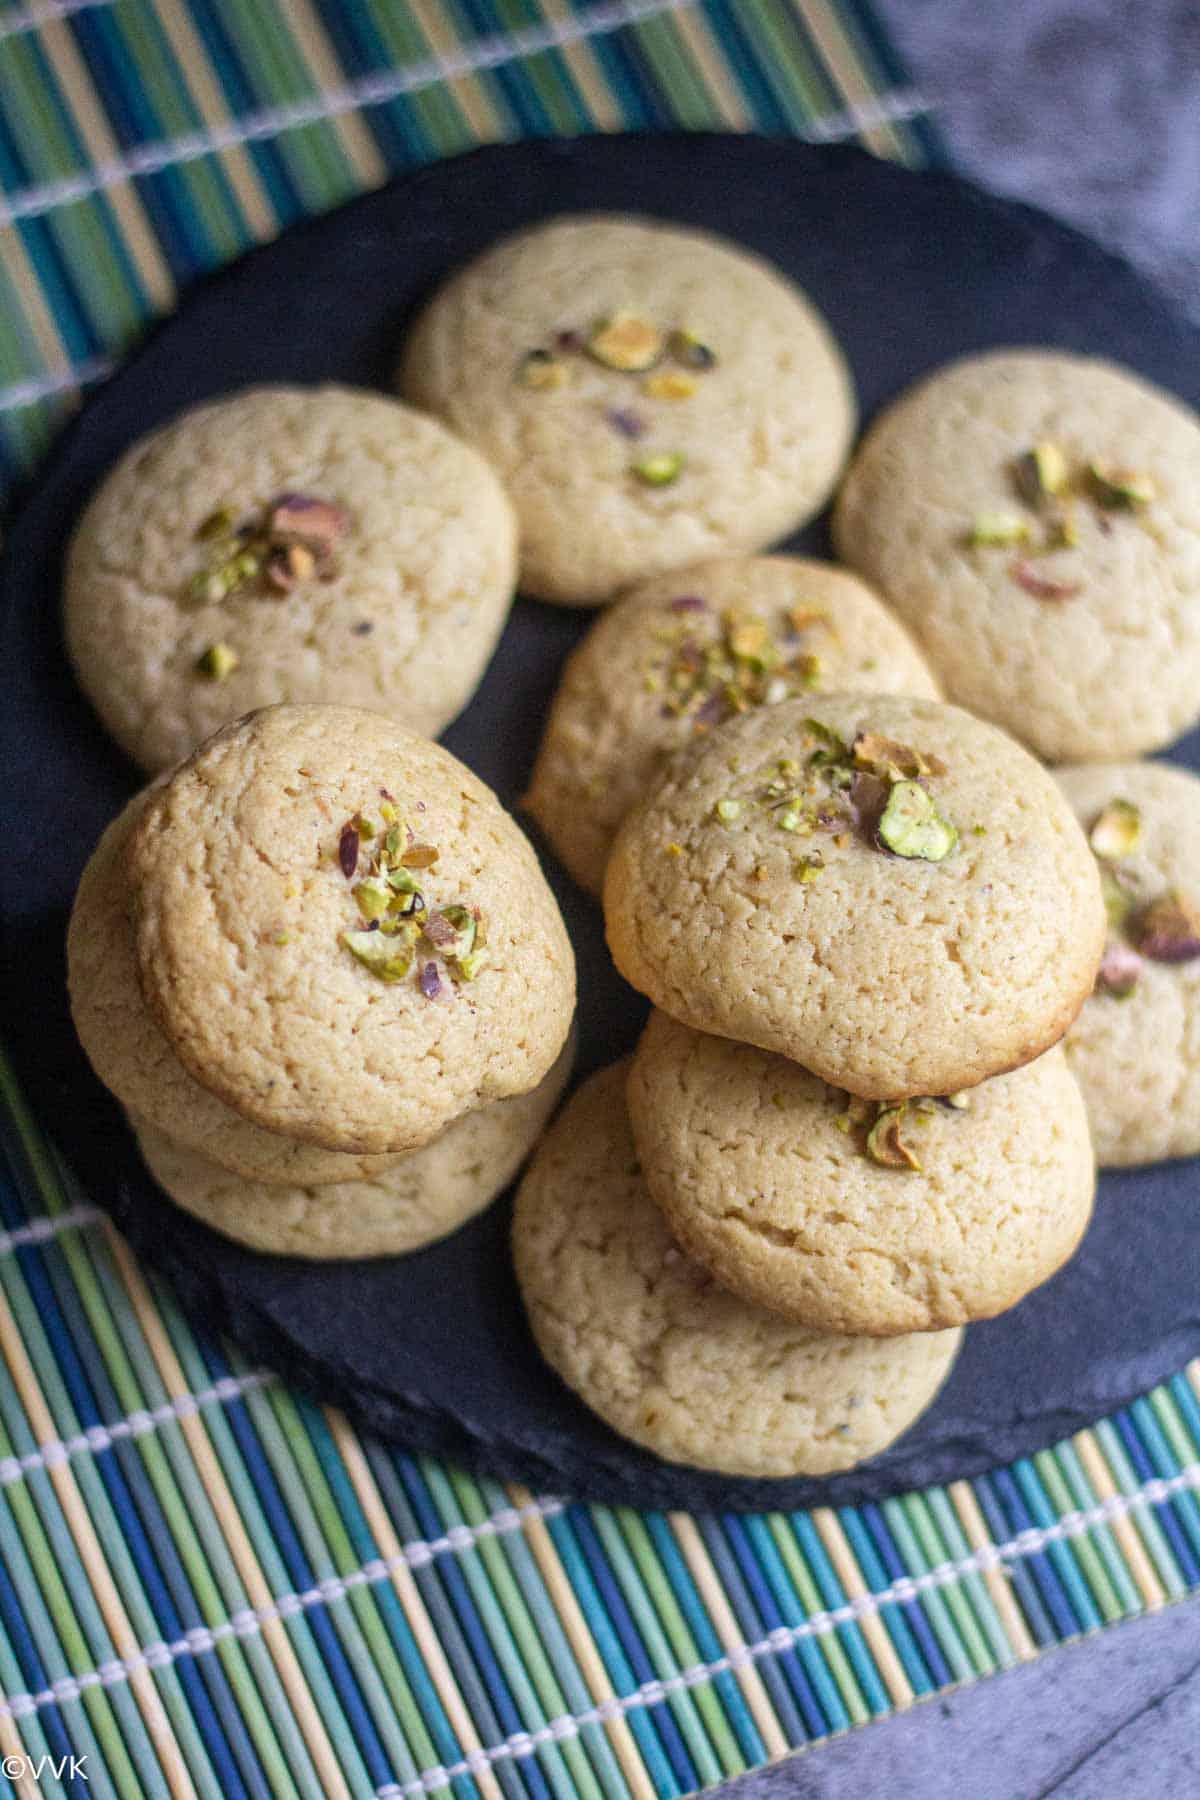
[
  {"xmin": 68, "ymin": 703, "xmax": 576, "ymax": 1259},
  {"xmin": 514, "ymin": 692, "xmax": 1103, "ymax": 1479}
]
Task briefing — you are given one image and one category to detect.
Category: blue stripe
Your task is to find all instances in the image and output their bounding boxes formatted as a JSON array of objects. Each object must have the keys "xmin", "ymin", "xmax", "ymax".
[
  {"xmin": 730, "ymin": 1516, "xmax": 846, "ymax": 1734},
  {"xmin": 987, "ymin": 1470, "xmax": 1080, "ymax": 1641},
  {"xmin": 787, "ymin": 1513, "xmax": 889, "ymax": 1716},
  {"xmin": 1012, "ymin": 1461, "xmax": 1101, "ymax": 1635},
  {"xmin": 1113, "ymin": 1410, "xmax": 1200, "ymax": 1587},
  {"xmin": 857, "ymin": 1504, "xmax": 952, "ymax": 1686},
  {"xmin": 693, "ymin": 1516, "xmax": 807, "ymax": 1747},
  {"xmin": 1130, "ymin": 1397, "xmax": 1200, "ymax": 1573}
]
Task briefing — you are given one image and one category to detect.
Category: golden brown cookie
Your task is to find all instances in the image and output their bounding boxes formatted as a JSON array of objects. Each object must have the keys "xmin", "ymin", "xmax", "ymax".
[
  {"xmin": 604, "ymin": 693, "xmax": 1105, "ymax": 1098},
  {"xmin": 628, "ymin": 1011, "xmax": 1094, "ymax": 1335},
  {"xmin": 128, "ymin": 705, "xmax": 575, "ymax": 1154},
  {"xmin": 513, "ymin": 1063, "xmax": 962, "ymax": 1477}
]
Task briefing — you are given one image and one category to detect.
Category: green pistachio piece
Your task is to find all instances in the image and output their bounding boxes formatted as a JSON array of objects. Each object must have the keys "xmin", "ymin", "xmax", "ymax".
[
  {"xmin": 794, "ymin": 853, "xmax": 824, "ymax": 882},
  {"xmin": 1132, "ymin": 890, "xmax": 1200, "ymax": 963},
  {"xmin": 587, "ymin": 313, "xmax": 665, "ymax": 372},
  {"xmin": 866, "ymin": 1106, "xmax": 922, "ymax": 1172},
  {"xmin": 341, "ymin": 926, "xmax": 415, "ymax": 983},
  {"xmin": 668, "ymin": 329, "xmax": 717, "ymax": 370},
  {"xmin": 876, "ymin": 780, "xmax": 957, "ymax": 862},
  {"xmin": 1100, "ymin": 866, "xmax": 1137, "ymax": 931},
  {"xmin": 385, "ymin": 864, "xmax": 419, "ymax": 894},
  {"xmin": 195, "ymin": 641, "xmax": 238, "ymax": 680},
  {"xmin": 354, "ymin": 876, "xmax": 392, "ymax": 922},
  {"xmin": 969, "ymin": 511, "xmax": 1030, "ymax": 547},
  {"xmin": 804, "ymin": 718, "xmax": 849, "ymax": 767},
  {"xmin": 631, "ymin": 451, "xmax": 684, "ymax": 487},
  {"xmin": 1089, "ymin": 798, "xmax": 1141, "ymax": 860},
  {"xmin": 944, "ymin": 1091, "xmax": 972, "ymax": 1110},
  {"xmin": 518, "ymin": 349, "xmax": 569, "ymax": 391},
  {"xmin": 1013, "ymin": 442, "xmax": 1068, "ymax": 507},
  {"xmin": 196, "ymin": 507, "xmax": 234, "ymax": 541},
  {"xmin": 1087, "ymin": 461, "xmax": 1155, "ymax": 509},
  {"xmin": 777, "ymin": 809, "xmax": 803, "ymax": 832},
  {"xmin": 457, "ymin": 948, "xmax": 489, "ymax": 981},
  {"xmin": 425, "ymin": 902, "xmax": 477, "ymax": 964},
  {"xmin": 714, "ymin": 797, "xmax": 742, "ymax": 823}
]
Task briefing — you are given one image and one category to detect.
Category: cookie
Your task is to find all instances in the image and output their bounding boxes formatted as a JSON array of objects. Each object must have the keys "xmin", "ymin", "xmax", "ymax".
[
  {"xmin": 65, "ymin": 385, "xmax": 518, "ymax": 772},
  {"xmin": 1056, "ymin": 761, "xmax": 1200, "ymax": 1166},
  {"xmin": 513, "ymin": 1064, "xmax": 962, "ymax": 1477},
  {"xmin": 628, "ymin": 1011, "xmax": 1094, "ymax": 1335},
  {"xmin": 833, "ymin": 351, "xmax": 1200, "ymax": 761},
  {"xmin": 130, "ymin": 1034, "xmax": 573, "ymax": 1258},
  {"xmin": 69, "ymin": 793, "xmax": 403, "ymax": 1182},
  {"xmin": 128, "ymin": 705, "xmax": 576, "ymax": 1154},
  {"xmin": 398, "ymin": 215, "xmax": 855, "ymax": 605},
  {"xmin": 524, "ymin": 555, "xmax": 940, "ymax": 897},
  {"xmin": 604, "ymin": 693, "xmax": 1105, "ymax": 1098}
]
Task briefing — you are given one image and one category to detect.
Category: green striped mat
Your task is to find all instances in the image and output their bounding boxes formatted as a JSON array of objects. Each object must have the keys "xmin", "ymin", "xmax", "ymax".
[{"xmin": 1, "ymin": 3, "xmax": 1198, "ymax": 1796}]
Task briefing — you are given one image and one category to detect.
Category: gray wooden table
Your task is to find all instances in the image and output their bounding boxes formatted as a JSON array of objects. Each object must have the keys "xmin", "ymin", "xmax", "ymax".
[{"xmin": 729, "ymin": 2, "xmax": 1200, "ymax": 1791}]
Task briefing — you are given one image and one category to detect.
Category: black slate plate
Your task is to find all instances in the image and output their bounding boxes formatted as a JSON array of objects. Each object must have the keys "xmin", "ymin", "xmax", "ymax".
[{"xmin": 2, "ymin": 132, "xmax": 1199, "ymax": 1511}]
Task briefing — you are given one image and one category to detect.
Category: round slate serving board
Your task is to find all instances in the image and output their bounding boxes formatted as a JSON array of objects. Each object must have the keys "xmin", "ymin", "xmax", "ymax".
[{"xmin": 2, "ymin": 133, "xmax": 1199, "ymax": 1511}]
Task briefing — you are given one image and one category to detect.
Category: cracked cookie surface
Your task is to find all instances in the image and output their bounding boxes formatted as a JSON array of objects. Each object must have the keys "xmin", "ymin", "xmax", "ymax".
[
  {"xmin": 524, "ymin": 555, "xmax": 939, "ymax": 898},
  {"xmin": 1057, "ymin": 760, "xmax": 1200, "ymax": 1167},
  {"xmin": 604, "ymin": 692, "xmax": 1105, "ymax": 1098},
  {"xmin": 65, "ymin": 385, "xmax": 517, "ymax": 772},
  {"xmin": 128, "ymin": 704, "xmax": 576, "ymax": 1153},
  {"xmin": 628, "ymin": 1011, "xmax": 1094, "ymax": 1336},
  {"xmin": 398, "ymin": 215, "xmax": 855, "ymax": 605},
  {"xmin": 512, "ymin": 1062, "xmax": 962, "ymax": 1477},
  {"xmin": 833, "ymin": 351, "xmax": 1200, "ymax": 761},
  {"xmin": 131, "ymin": 1033, "xmax": 572, "ymax": 1258}
]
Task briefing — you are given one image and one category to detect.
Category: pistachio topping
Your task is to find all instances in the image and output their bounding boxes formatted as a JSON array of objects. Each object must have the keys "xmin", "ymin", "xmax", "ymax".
[
  {"xmin": 852, "ymin": 732, "xmax": 947, "ymax": 781},
  {"xmin": 794, "ymin": 853, "xmax": 824, "ymax": 882},
  {"xmin": 194, "ymin": 641, "xmax": 238, "ymax": 681},
  {"xmin": 341, "ymin": 926, "xmax": 416, "ymax": 983},
  {"xmin": 186, "ymin": 491, "xmax": 349, "ymax": 607},
  {"xmin": 653, "ymin": 603, "xmax": 826, "ymax": 733},
  {"xmin": 1131, "ymin": 891, "xmax": 1200, "ymax": 964},
  {"xmin": 631, "ymin": 451, "xmax": 684, "ymax": 487},
  {"xmin": 866, "ymin": 1105, "xmax": 922, "ymax": 1172},
  {"xmin": 643, "ymin": 371, "xmax": 696, "ymax": 401},
  {"xmin": 518, "ymin": 349, "xmax": 569, "ymax": 391},
  {"xmin": 338, "ymin": 804, "xmax": 486, "ymax": 992},
  {"xmin": 1095, "ymin": 940, "xmax": 1144, "ymax": 998},
  {"xmin": 876, "ymin": 780, "xmax": 958, "ymax": 862},
  {"xmin": 1087, "ymin": 461, "xmax": 1155, "ymax": 510},
  {"xmin": 944, "ymin": 1091, "xmax": 972, "ymax": 1110},
  {"xmin": 714, "ymin": 797, "xmax": 742, "ymax": 823},
  {"xmin": 668, "ymin": 328, "xmax": 717, "ymax": 370},
  {"xmin": 1089, "ymin": 798, "xmax": 1142, "ymax": 860},
  {"xmin": 587, "ymin": 313, "xmax": 666, "ymax": 373},
  {"xmin": 969, "ymin": 511, "xmax": 1029, "ymax": 548},
  {"xmin": 1013, "ymin": 442, "xmax": 1068, "ymax": 508}
]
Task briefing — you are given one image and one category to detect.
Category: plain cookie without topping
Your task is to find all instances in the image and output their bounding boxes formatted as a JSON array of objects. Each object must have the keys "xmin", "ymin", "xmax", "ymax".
[
  {"xmin": 604, "ymin": 693, "xmax": 1105, "ymax": 1099},
  {"xmin": 69, "ymin": 792, "xmax": 413, "ymax": 1183},
  {"xmin": 65, "ymin": 385, "xmax": 518, "ymax": 772},
  {"xmin": 833, "ymin": 351, "xmax": 1200, "ymax": 762},
  {"xmin": 1057, "ymin": 760, "xmax": 1200, "ymax": 1167},
  {"xmin": 128, "ymin": 704, "xmax": 576, "ymax": 1154},
  {"xmin": 398, "ymin": 215, "xmax": 856, "ymax": 605},
  {"xmin": 512, "ymin": 1063, "xmax": 962, "ymax": 1478},
  {"xmin": 524, "ymin": 555, "xmax": 940, "ymax": 897},
  {"xmin": 628, "ymin": 1011, "xmax": 1094, "ymax": 1336},
  {"xmin": 130, "ymin": 1034, "xmax": 573, "ymax": 1258}
]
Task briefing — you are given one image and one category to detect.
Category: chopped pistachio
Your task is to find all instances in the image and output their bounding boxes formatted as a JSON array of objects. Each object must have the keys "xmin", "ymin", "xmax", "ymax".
[
  {"xmin": 1045, "ymin": 505, "xmax": 1080, "ymax": 550},
  {"xmin": 631, "ymin": 451, "xmax": 684, "ymax": 486},
  {"xmin": 196, "ymin": 507, "xmax": 234, "ymax": 541},
  {"xmin": 777, "ymin": 808, "xmax": 803, "ymax": 833},
  {"xmin": 402, "ymin": 842, "xmax": 439, "ymax": 869},
  {"xmin": 195, "ymin": 641, "xmax": 238, "ymax": 680},
  {"xmin": 643, "ymin": 370, "xmax": 696, "ymax": 400},
  {"xmin": 379, "ymin": 799, "xmax": 398, "ymax": 825},
  {"xmin": 805, "ymin": 718, "xmax": 850, "ymax": 768},
  {"xmin": 852, "ymin": 732, "xmax": 946, "ymax": 781},
  {"xmin": 425, "ymin": 903, "xmax": 477, "ymax": 964},
  {"xmin": 354, "ymin": 876, "xmax": 392, "ymax": 922},
  {"xmin": 1087, "ymin": 461, "xmax": 1155, "ymax": 510},
  {"xmin": 1096, "ymin": 940, "xmax": 1144, "ymax": 998},
  {"xmin": 1100, "ymin": 865, "xmax": 1138, "ymax": 932},
  {"xmin": 944, "ymin": 1091, "xmax": 972, "ymax": 1110},
  {"xmin": 794, "ymin": 853, "xmax": 824, "ymax": 882},
  {"xmin": 1013, "ymin": 441, "xmax": 1068, "ymax": 507},
  {"xmin": 669, "ymin": 328, "xmax": 717, "ymax": 369},
  {"xmin": 341, "ymin": 925, "xmax": 416, "ymax": 982},
  {"xmin": 587, "ymin": 313, "xmax": 665, "ymax": 372},
  {"xmin": 338, "ymin": 822, "xmax": 360, "ymax": 879},
  {"xmin": 969, "ymin": 510, "xmax": 1029, "ymax": 547},
  {"xmin": 877, "ymin": 780, "xmax": 958, "ymax": 862},
  {"xmin": 518, "ymin": 348, "xmax": 569, "ymax": 391},
  {"xmin": 1089, "ymin": 798, "xmax": 1142, "ymax": 860},
  {"xmin": 457, "ymin": 948, "xmax": 488, "ymax": 981},
  {"xmin": 269, "ymin": 494, "xmax": 349, "ymax": 550},
  {"xmin": 666, "ymin": 841, "xmax": 683, "ymax": 857},
  {"xmin": 1132, "ymin": 890, "xmax": 1200, "ymax": 963},
  {"xmin": 866, "ymin": 1106, "xmax": 922, "ymax": 1172},
  {"xmin": 714, "ymin": 797, "xmax": 742, "ymax": 823}
]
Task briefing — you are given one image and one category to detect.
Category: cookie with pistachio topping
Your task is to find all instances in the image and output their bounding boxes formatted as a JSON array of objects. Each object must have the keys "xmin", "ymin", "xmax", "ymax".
[
  {"xmin": 833, "ymin": 350, "xmax": 1200, "ymax": 761},
  {"xmin": 513, "ymin": 1062, "xmax": 962, "ymax": 1477},
  {"xmin": 627, "ymin": 1011, "xmax": 1094, "ymax": 1336},
  {"xmin": 1056, "ymin": 761, "xmax": 1200, "ymax": 1167},
  {"xmin": 397, "ymin": 215, "xmax": 855, "ymax": 605},
  {"xmin": 64, "ymin": 385, "xmax": 517, "ymax": 772},
  {"xmin": 125, "ymin": 704, "xmax": 575, "ymax": 1154},
  {"xmin": 128, "ymin": 1033, "xmax": 573, "ymax": 1259},
  {"xmin": 604, "ymin": 693, "xmax": 1106, "ymax": 1099},
  {"xmin": 523, "ymin": 555, "xmax": 941, "ymax": 897}
]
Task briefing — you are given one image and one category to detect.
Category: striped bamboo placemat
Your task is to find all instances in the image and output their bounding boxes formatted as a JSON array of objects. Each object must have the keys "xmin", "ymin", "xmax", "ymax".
[{"xmin": 0, "ymin": 3, "xmax": 1198, "ymax": 1795}]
